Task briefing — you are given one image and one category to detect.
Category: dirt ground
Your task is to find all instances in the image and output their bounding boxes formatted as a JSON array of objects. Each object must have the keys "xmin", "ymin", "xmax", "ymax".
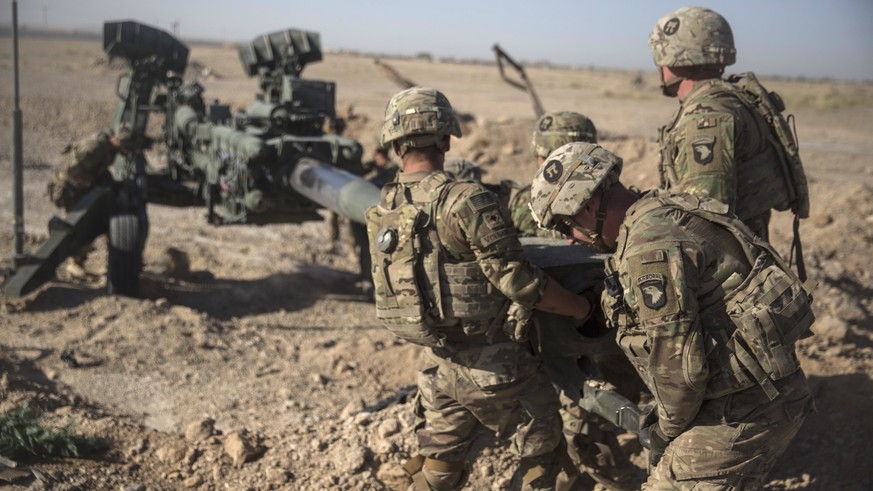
[{"xmin": 1, "ymin": 33, "xmax": 873, "ymax": 490}]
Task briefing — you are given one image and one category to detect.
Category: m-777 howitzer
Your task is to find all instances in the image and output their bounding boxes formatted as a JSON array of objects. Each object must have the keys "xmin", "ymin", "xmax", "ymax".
[
  {"xmin": 3, "ymin": 20, "xmax": 188, "ymax": 297},
  {"xmin": 3, "ymin": 20, "xmax": 380, "ymax": 298}
]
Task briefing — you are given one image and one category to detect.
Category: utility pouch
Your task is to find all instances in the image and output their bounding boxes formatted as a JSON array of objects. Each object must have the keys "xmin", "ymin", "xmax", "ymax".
[
  {"xmin": 366, "ymin": 194, "xmax": 445, "ymax": 348},
  {"xmin": 726, "ymin": 256, "xmax": 815, "ymax": 383}
]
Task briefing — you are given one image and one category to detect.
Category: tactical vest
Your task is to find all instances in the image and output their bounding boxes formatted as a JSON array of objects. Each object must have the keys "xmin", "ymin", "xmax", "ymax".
[
  {"xmin": 365, "ymin": 172, "xmax": 508, "ymax": 347},
  {"xmin": 658, "ymin": 73, "xmax": 810, "ymax": 222},
  {"xmin": 606, "ymin": 194, "xmax": 816, "ymax": 401}
]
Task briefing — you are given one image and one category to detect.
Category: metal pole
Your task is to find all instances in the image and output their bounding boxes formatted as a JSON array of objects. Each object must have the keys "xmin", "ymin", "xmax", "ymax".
[{"xmin": 12, "ymin": 0, "xmax": 26, "ymax": 267}]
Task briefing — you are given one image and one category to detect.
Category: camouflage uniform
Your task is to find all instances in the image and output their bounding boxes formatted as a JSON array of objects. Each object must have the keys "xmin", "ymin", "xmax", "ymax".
[
  {"xmin": 657, "ymin": 78, "xmax": 784, "ymax": 240},
  {"xmin": 529, "ymin": 142, "xmax": 815, "ymax": 490},
  {"xmin": 525, "ymin": 115, "xmax": 643, "ymax": 489},
  {"xmin": 511, "ymin": 111, "xmax": 597, "ymax": 238},
  {"xmin": 48, "ymin": 130, "xmax": 120, "ymax": 210},
  {"xmin": 400, "ymin": 170, "xmax": 561, "ymax": 487},
  {"xmin": 650, "ymin": 7, "xmax": 809, "ymax": 241},
  {"xmin": 608, "ymin": 191, "xmax": 813, "ymax": 490},
  {"xmin": 444, "ymin": 157, "xmax": 514, "ymax": 212},
  {"xmin": 365, "ymin": 160, "xmax": 400, "ymax": 188},
  {"xmin": 367, "ymin": 87, "xmax": 564, "ymax": 491}
]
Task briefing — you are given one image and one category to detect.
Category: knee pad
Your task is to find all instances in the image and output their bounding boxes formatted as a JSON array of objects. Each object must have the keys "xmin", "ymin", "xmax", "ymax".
[{"xmin": 403, "ymin": 455, "xmax": 467, "ymax": 491}]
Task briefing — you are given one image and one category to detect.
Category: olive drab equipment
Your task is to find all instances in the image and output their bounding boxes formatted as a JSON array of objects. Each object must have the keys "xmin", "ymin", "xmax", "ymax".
[
  {"xmin": 365, "ymin": 173, "xmax": 507, "ymax": 347},
  {"xmin": 725, "ymin": 72, "xmax": 811, "ymax": 280},
  {"xmin": 604, "ymin": 194, "xmax": 816, "ymax": 401}
]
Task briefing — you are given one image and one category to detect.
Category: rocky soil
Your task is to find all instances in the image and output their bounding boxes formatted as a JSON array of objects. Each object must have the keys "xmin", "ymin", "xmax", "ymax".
[{"xmin": 1, "ymin": 34, "xmax": 873, "ymax": 490}]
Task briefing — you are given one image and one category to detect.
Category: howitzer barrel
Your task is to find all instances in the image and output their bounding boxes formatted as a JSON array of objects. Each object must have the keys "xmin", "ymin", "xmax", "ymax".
[{"xmin": 289, "ymin": 159, "xmax": 380, "ymax": 224}]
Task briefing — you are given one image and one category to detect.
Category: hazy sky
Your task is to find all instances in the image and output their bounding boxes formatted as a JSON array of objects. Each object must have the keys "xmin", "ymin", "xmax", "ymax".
[{"xmin": 3, "ymin": 0, "xmax": 872, "ymax": 81}]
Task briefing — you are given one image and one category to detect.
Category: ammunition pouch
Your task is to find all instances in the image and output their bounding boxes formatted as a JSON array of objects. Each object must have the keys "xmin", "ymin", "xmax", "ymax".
[
  {"xmin": 440, "ymin": 262, "xmax": 507, "ymax": 323},
  {"xmin": 705, "ymin": 253, "xmax": 815, "ymax": 400}
]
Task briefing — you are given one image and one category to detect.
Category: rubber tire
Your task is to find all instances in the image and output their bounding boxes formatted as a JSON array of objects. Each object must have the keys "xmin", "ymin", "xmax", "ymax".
[{"xmin": 107, "ymin": 214, "xmax": 142, "ymax": 297}]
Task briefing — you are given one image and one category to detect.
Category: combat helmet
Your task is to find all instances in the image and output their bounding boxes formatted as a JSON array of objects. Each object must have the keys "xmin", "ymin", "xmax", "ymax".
[
  {"xmin": 529, "ymin": 142, "xmax": 622, "ymax": 248},
  {"xmin": 380, "ymin": 87, "xmax": 461, "ymax": 157},
  {"xmin": 444, "ymin": 157, "xmax": 483, "ymax": 182},
  {"xmin": 649, "ymin": 7, "xmax": 736, "ymax": 68},
  {"xmin": 531, "ymin": 111, "xmax": 597, "ymax": 159}
]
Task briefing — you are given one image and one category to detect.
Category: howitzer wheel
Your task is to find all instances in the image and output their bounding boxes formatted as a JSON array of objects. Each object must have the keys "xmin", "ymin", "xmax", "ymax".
[{"xmin": 107, "ymin": 214, "xmax": 143, "ymax": 296}]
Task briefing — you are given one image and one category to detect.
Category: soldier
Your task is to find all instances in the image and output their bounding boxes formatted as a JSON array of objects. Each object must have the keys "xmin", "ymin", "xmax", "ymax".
[
  {"xmin": 512, "ymin": 112, "xmax": 642, "ymax": 490},
  {"xmin": 650, "ymin": 6, "xmax": 809, "ymax": 242},
  {"xmin": 442, "ymin": 156, "xmax": 484, "ymax": 184},
  {"xmin": 529, "ymin": 142, "xmax": 815, "ymax": 489},
  {"xmin": 363, "ymin": 145, "xmax": 401, "ymax": 188},
  {"xmin": 509, "ymin": 111, "xmax": 597, "ymax": 237},
  {"xmin": 48, "ymin": 125, "xmax": 138, "ymax": 210},
  {"xmin": 366, "ymin": 87, "xmax": 593, "ymax": 491},
  {"xmin": 47, "ymin": 125, "xmax": 139, "ymax": 276}
]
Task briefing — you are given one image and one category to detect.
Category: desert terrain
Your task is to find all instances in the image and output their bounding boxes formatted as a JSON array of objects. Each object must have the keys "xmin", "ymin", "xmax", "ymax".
[{"xmin": 1, "ymin": 31, "xmax": 873, "ymax": 490}]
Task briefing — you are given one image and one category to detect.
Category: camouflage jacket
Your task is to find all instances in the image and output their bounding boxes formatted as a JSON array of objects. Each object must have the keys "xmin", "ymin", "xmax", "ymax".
[
  {"xmin": 658, "ymin": 76, "xmax": 786, "ymax": 237},
  {"xmin": 59, "ymin": 131, "xmax": 118, "ymax": 189},
  {"xmin": 397, "ymin": 170, "xmax": 547, "ymax": 310},
  {"xmin": 603, "ymin": 191, "xmax": 755, "ymax": 438},
  {"xmin": 508, "ymin": 184, "xmax": 564, "ymax": 239}
]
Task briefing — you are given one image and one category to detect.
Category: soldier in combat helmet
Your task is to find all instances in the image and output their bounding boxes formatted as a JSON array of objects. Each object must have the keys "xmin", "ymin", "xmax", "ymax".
[
  {"xmin": 366, "ymin": 87, "xmax": 593, "ymax": 490},
  {"xmin": 650, "ymin": 6, "xmax": 809, "ymax": 242},
  {"xmin": 511, "ymin": 111, "xmax": 647, "ymax": 490},
  {"xmin": 509, "ymin": 111, "xmax": 597, "ymax": 238},
  {"xmin": 47, "ymin": 125, "xmax": 141, "ymax": 276},
  {"xmin": 529, "ymin": 142, "xmax": 815, "ymax": 490}
]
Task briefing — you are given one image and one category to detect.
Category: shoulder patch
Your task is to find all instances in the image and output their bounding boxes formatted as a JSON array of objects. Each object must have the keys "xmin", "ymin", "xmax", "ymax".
[
  {"xmin": 637, "ymin": 273, "xmax": 667, "ymax": 310},
  {"xmin": 467, "ymin": 190, "xmax": 498, "ymax": 212},
  {"xmin": 639, "ymin": 250, "xmax": 667, "ymax": 264},
  {"xmin": 624, "ymin": 248, "xmax": 682, "ymax": 321},
  {"xmin": 692, "ymin": 136, "xmax": 716, "ymax": 165},
  {"xmin": 697, "ymin": 117, "xmax": 717, "ymax": 129}
]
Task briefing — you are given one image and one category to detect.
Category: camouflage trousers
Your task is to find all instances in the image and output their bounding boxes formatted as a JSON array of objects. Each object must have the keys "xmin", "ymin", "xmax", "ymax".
[
  {"xmin": 645, "ymin": 371, "xmax": 813, "ymax": 490},
  {"xmin": 414, "ymin": 342, "xmax": 564, "ymax": 490}
]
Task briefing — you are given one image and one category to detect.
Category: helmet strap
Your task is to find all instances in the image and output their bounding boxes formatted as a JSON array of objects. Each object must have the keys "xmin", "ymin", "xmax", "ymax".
[
  {"xmin": 591, "ymin": 187, "xmax": 613, "ymax": 252},
  {"xmin": 659, "ymin": 72, "xmax": 684, "ymax": 97}
]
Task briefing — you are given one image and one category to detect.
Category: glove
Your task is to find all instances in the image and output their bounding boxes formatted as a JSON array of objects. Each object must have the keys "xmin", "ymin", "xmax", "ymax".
[
  {"xmin": 503, "ymin": 302, "xmax": 534, "ymax": 342},
  {"xmin": 641, "ymin": 423, "xmax": 670, "ymax": 469}
]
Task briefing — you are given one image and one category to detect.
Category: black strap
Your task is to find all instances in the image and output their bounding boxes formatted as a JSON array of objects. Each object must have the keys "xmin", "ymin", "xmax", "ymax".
[{"xmin": 790, "ymin": 214, "xmax": 807, "ymax": 282}]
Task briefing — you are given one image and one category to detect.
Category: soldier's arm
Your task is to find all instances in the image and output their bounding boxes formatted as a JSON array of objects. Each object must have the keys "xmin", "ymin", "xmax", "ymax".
[
  {"xmin": 673, "ymin": 109, "xmax": 737, "ymax": 207},
  {"xmin": 623, "ymin": 241, "xmax": 708, "ymax": 438},
  {"xmin": 451, "ymin": 187, "xmax": 589, "ymax": 319}
]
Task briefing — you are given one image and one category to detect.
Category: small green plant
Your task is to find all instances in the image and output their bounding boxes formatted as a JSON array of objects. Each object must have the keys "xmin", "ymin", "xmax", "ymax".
[{"xmin": 0, "ymin": 407, "xmax": 100, "ymax": 461}]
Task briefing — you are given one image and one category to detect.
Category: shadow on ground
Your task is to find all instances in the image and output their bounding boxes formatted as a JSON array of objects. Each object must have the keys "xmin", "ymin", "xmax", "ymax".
[{"xmin": 766, "ymin": 372, "xmax": 873, "ymax": 490}]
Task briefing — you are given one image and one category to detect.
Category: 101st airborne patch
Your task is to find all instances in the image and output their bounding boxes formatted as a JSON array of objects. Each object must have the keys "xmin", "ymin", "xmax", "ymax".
[
  {"xmin": 692, "ymin": 136, "xmax": 716, "ymax": 165},
  {"xmin": 637, "ymin": 273, "xmax": 667, "ymax": 310}
]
